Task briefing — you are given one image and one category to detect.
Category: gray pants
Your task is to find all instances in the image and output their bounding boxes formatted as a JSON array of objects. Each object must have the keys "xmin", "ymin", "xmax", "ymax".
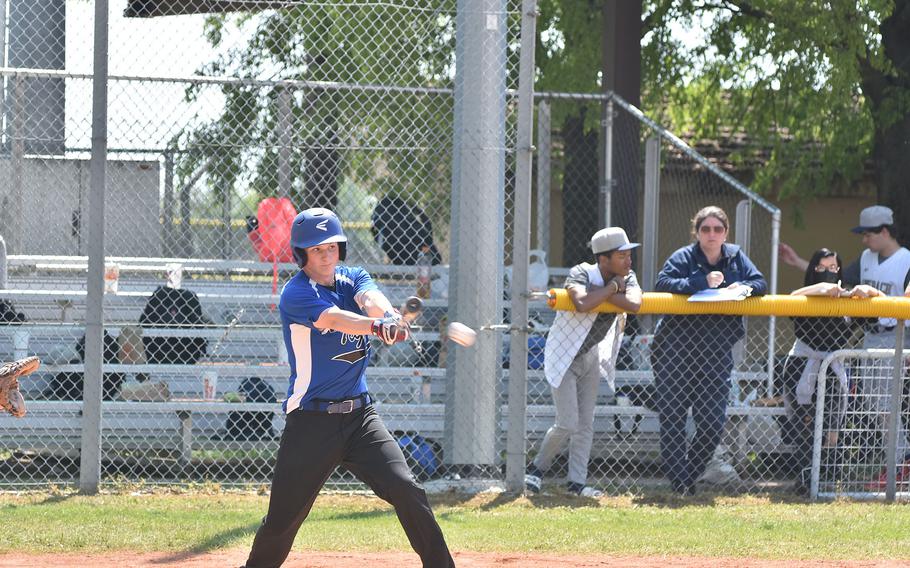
[
  {"xmin": 533, "ymin": 347, "xmax": 600, "ymax": 485},
  {"xmin": 863, "ymin": 330, "xmax": 910, "ymax": 459}
]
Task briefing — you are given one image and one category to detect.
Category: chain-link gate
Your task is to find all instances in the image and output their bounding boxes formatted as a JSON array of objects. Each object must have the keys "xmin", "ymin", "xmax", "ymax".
[
  {"xmin": 526, "ymin": 90, "xmax": 787, "ymax": 495},
  {"xmin": 812, "ymin": 347, "xmax": 910, "ymax": 501}
]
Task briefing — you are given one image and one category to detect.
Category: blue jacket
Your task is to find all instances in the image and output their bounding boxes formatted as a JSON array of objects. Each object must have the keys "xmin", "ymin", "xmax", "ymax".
[{"xmin": 653, "ymin": 243, "xmax": 768, "ymax": 355}]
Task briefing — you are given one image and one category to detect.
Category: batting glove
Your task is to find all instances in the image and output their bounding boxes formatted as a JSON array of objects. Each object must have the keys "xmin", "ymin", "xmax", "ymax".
[{"xmin": 371, "ymin": 316, "xmax": 410, "ymax": 346}]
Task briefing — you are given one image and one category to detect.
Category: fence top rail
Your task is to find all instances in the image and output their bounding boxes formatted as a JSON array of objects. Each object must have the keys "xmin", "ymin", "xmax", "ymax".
[
  {"xmin": 8, "ymin": 254, "xmax": 442, "ymax": 276},
  {"xmin": 549, "ymin": 289, "xmax": 910, "ymax": 320},
  {"xmin": 0, "ymin": 288, "xmax": 459, "ymax": 309},
  {"xmin": 608, "ymin": 92, "xmax": 780, "ymax": 216},
  {"xmin": 0, "ymin": 67, "xmax": 455, "ymax": 96}
]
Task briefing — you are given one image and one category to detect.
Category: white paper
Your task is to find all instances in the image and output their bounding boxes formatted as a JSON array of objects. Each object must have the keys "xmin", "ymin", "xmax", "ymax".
[{"xmin": 687, "ymin": 287, "xmax": 751, "ymax": 302}]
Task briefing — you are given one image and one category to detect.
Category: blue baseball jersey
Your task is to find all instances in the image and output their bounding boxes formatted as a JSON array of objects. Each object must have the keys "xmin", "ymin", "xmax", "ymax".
[{"xmin": 279, "ymin": 265, "xmax": 379, "ymax": 413}]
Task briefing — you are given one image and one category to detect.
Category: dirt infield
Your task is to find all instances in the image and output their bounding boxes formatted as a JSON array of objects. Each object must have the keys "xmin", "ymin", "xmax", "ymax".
[{"xmin": 1, "ymin": 551, "xmax": 908, "ymax": 567}]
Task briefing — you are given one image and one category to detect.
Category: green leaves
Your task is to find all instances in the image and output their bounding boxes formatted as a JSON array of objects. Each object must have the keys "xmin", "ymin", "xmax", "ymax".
[{"xmin": 637, "ymin": 0, "xmax": 900, "ymax": 202}]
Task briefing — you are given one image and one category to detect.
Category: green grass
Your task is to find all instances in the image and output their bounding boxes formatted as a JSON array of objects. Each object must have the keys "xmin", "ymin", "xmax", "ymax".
[{"xmin": 0, "ymin": 488, "xmax": 909, "ymax": 560}]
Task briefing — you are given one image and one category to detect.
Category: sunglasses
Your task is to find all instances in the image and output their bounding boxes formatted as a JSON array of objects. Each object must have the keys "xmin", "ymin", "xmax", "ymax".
[
  {"xmin": 698, "ymin": 224, "xmax": 726, "ymax": 234},
  {"xmin": 813, "ymin": 265, "xmax": 840, "ymax": 273}
]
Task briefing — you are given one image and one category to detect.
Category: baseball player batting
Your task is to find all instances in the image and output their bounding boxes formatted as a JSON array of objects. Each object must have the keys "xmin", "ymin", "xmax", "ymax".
[
  {"xmin": 0, "ymin": 356, "xmax": 40, "ymax": 418},
  {"xmin": 242, "ymin": 208, "xmax": 455, "ymax": 568}
]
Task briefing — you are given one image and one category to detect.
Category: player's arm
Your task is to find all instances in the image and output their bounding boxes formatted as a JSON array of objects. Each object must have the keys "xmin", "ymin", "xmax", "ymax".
[
  {"xmin": 357, "ymin": 288, "xmax": 397, "ymax": 319},
  {"xmin": 568, "ymin": 281, "xmax": 623, "ymax": 312},
  {"xmin": 655, "ymin": 249, "xmax": 707, "ymax": 293},
  {"xmin": 313, "ymin": 306, "xmax": 375, "ymax": 336},
  {"xmin": 314, "ymin": 305, "xmax": 409, "ymax": 345},
  {"xmin": 778, "ymin": 242, "xmax": 809, "ymax": 272},
  {"xmin": 791, "ymin": 282, "xmax": 845, "ymax": 297},
  {"xmin": 607, "ymin": 276, "xmax": 642, "ymax": 313}
]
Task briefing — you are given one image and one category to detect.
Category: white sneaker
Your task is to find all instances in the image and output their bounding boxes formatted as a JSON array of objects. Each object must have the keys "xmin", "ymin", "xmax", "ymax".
[
  {"xmin": 566, "ymin": 482, "xmax": 603, "ymax": 498},
  {"xmin": 577, "ymin": 486, "xmax": 603, "ymax": 498},
  {"xmin": 699, "ymin": 460, "xmax": 741, "ymax": 485},
  {"xmin": 524, "ymin": 474, "xmax": 541, "ymax": 494}
]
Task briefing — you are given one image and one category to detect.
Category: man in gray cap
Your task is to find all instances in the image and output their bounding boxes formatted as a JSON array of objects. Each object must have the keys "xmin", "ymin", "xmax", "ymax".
[
  {"xmin": 524, "ymin": 227, "xmax": 642, "ymax": 497},
  {"xmin": 781, "ymin": 205, "xmax": 906, "ymax": 296},
  {"xmin": 844, "ymin": 205, "xmax": 910, "ymax": 488},
  {"xmin": 781, "ymin": 205, "xmax": 910, "ymax": 488}
]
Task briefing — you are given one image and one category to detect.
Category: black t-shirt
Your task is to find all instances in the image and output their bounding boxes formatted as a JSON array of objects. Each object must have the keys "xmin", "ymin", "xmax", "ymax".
[
  {"xmin": 565, "ymin": 265, "xmax": 640, "ymax": 357},
  {"xmin": 792, "ymin": 316, "xmax": 856, "ymax": 352}
]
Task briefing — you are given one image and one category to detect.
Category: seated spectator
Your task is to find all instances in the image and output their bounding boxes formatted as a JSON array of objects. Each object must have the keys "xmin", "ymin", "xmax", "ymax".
[{"xmin": 371, "ymin": 195, "xmax": 442, "ymax": 265}]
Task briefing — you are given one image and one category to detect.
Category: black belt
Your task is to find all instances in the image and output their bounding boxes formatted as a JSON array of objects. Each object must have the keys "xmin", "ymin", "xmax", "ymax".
[{"xmin": 300, "ymin": 393, "xmax": 373, "ymax": 414}]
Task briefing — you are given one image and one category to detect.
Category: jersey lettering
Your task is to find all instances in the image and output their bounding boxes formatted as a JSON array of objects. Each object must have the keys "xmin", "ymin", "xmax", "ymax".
[{"xmin": 862, "ymin": 279, "xmax": 894, "ymax": 295}]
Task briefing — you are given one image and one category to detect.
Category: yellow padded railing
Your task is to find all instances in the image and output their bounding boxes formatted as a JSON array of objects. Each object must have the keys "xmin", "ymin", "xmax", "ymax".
[{"xmin": 547, "ymin": 289, "xmax": 910, "ymax": 320}]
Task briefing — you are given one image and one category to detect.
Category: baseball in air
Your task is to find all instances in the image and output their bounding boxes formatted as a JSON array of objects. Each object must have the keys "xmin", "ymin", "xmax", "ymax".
[{"xmin": 447, "ymin": 322, "xmax": 477, "ymax": 347}]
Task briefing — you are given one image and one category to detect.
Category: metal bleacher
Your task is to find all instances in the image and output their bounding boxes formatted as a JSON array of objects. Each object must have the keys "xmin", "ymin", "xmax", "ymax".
[{"xmin": 0, "ymin": 255, "xmax": 788, "ymax": 483}]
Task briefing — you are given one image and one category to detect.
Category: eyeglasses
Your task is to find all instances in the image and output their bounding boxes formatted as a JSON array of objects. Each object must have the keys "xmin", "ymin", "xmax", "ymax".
[
  {"xmin": 698, "ymin": 224, "xmax": 726, "ymax": 234},
  {"xmin": 813, "ymin": 265, "xmax": 840, "ymax": 273}
]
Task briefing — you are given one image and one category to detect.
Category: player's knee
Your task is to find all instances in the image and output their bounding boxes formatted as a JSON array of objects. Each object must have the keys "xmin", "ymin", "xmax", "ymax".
[
  {"xmin": 553, "ymin": 419, "xmax": 579, "ymax": 435},
  {"xmin": 381, "ymin": 472, "xmax": 426, "ymax": 504}
]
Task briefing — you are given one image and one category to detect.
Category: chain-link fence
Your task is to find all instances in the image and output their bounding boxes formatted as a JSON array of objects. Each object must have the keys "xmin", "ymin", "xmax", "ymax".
[
  {"xmin": 3, "ymin": 0, "xmax": 905, "ymax": 500},
  {"xmin": 812, "ymin": 347, "xmax": 910, "ymax": 501},
  {"xmin": 0, "ymin": 0, "xmax": 530, "ymax": 490}
]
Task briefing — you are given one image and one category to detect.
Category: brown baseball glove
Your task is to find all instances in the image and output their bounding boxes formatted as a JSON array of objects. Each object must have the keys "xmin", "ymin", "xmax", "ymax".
[{"xmin": 0, "ymin": 356, "xmax": 40, "ymax": 418}]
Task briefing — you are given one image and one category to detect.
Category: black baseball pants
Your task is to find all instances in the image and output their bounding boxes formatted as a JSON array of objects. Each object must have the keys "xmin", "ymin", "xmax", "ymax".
[{"xmin": 243, "ymin": 405, "xmax": 455, "ymax": 568}]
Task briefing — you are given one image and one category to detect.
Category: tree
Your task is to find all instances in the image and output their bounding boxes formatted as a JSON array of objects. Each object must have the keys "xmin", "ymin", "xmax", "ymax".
[
  {"xmin": 641, "ymin": 1, "xmax": 910, "ymax": 230},
  {"xmin": 538, "ymin": 1, "xmax": 910, "ymax": 238},
  {"xmin": 174, "ymin": 4, "xmax": 458, "ymax": 227},
  {"xmin": 534, "ymin": 0, "xmax": 610, "ymax": 265}
]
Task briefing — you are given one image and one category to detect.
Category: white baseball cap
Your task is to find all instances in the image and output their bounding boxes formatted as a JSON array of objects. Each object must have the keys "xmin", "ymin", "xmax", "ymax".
[
  {"xmin": 590, "ymin": 227, "xmax": 640, "ymax": 254},
  {"xmin": 851, "ymin": 205, "xmax": 894, "ymax": 234}
]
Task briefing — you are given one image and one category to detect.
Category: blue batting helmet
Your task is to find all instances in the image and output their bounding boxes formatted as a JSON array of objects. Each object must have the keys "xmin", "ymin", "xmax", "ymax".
[{"xmin": 290, "ymin": 207, "xmax": 347, "ymax": 267}]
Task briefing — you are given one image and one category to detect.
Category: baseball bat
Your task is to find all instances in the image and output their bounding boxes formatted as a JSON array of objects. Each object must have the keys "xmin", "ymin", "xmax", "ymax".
[
  {"xmin": 400, "ymin": 296, "xmax": 423, "ymax": 324},
  {"xmin": 399, "ymin": 296, "xmax": 424, "ymax": 356},
  {"xmin": 209, "ymin": 307, "xmax": 245, "ymax": 360}
]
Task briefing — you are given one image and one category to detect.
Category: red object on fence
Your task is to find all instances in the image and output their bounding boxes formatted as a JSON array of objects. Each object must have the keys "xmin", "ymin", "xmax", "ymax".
[
  {"xmin": 247, "ymin": 197, "xmax": 297, "ymax": 306},
  {"xmin": 248, "ymin": 197, "xmax": 296, "ymax": 264}
]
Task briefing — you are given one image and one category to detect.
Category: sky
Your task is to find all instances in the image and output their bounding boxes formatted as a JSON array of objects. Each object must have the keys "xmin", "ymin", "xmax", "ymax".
[{"xmin": 64, "ymin": 0, "xmax": 241, "ymax": 153}]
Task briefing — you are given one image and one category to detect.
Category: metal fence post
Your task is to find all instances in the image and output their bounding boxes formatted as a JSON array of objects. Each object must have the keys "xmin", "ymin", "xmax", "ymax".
[
  {"xmin": 9, "ymin": 74, "xmax": 24, "ymax": 254},
  {"xmin": 162, "ymin": 149, "xmax": 174, "ymax": 256},
  {"xmin": 535, "ymin": 98, "xmax": 550, "ymax": 255},
  {"xmin": 505, "ymin": 0, "xmax": 537, "ymax": 493},
  {"xmin": 809, "ymin": 353, "xmax": 832, "ymax": 501},
  {"xmin": 600, "ymin": 97, "xmax": 614, "ymax": 227},
  {"xmin": 767, "ymin": 209, "xmax": 780, "ymax": 396},
  {"xmin": 221, "ymin": 178, "xmax": 232, "ymax": 258},
  {"xmin": 277, "ymin": 86, "xmax": 292, "ymax": 199},
  {"xmin": 641, "ymin": 136, "xmax": 660, "ymax": 331},
  {"xmin": 79, "ymin": 0, "xmax": 109, "ymax": 494},
  {"xmin": 886, "ymin": 322, "xmax": 905, "ymax": 502},
  {"xmin": 0, "ymin": 235, "xmax": 6, "ymax": 289},
  {"xmin": 446, "ymin": 0, "xmax": 508, "ymax": 472}
]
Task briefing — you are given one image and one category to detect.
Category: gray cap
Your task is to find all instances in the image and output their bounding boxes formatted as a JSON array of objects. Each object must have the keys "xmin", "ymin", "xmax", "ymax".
[
  {"xmin": 851, "ymin": 205, "xmax": 894, "ymax": 234},
  {"xmin": 590, "ymin": 227, "xmax": 640, "ymax": 254}
]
